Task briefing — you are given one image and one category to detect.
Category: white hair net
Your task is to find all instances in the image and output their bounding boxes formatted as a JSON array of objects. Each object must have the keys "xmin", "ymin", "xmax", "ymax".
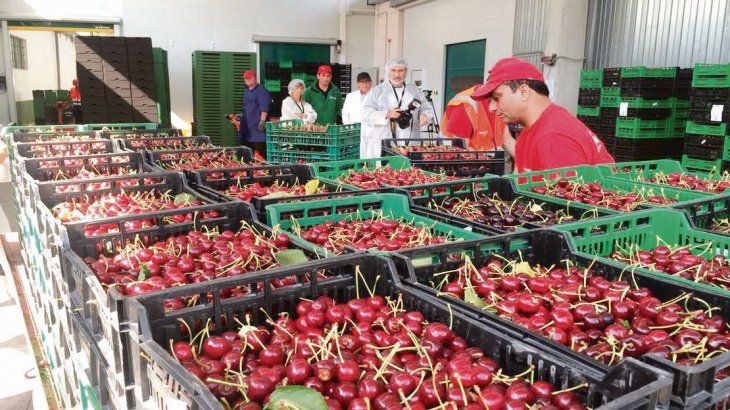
[
  {"xmin": 287, "ymin": 79, "xmax": 306, "ymax": 96},
  {"xmin": 385, "ymin": 58, "xmax": 408, "ymax": 71}
]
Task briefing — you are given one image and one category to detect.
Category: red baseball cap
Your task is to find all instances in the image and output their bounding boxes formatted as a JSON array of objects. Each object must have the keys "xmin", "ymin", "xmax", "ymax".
[
  {"xmin": 472, "ymin": 58, "xmax": 545, "ymax": 100},
  {"xmin": 243, "ymin": 70, "xmax": 256, "ymax": 79},
  {"xmin": 317, "ymin": 65, "xmax": 333, "ymax": 75}
]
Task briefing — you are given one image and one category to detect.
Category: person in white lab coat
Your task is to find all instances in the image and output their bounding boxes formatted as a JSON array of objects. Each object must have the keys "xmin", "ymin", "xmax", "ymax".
[
  {"xmin": 342, "ymin": 72, "xmax": 372, "ymax": 124},
  {"xmin": 280, "ymin": 79, "xmax": 318, "ymax": 124},
  {"xmin": 361, "ymin": 58, "xmax": 433, "ymax": 158}
]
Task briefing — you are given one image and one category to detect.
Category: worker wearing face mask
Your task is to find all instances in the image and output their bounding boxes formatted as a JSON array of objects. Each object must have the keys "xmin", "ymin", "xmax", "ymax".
[{"xmin": 361, "ymin": 58, "xmax": 434, "ymax": 159}]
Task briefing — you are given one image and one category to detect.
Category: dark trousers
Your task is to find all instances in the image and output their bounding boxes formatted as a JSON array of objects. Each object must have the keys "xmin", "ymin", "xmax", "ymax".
[
  {"xmin": 242, "ymin": 141, "xmax": 266, "ymax": 160},
  {"xmin": 72, "ymin": 102, "xmax": 83, "ymax": 124}
]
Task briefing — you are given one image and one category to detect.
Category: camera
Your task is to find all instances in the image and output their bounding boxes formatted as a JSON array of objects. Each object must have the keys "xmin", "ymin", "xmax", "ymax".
[{"xmin": 395, "ymin": 98, "xmax": 421, "ymax": 129}]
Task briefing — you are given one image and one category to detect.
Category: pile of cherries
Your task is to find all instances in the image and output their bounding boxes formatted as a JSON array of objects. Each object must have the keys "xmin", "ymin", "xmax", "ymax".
[
  {"xmin": 38, "ymin": 154, "xmax": 133, "ymax": 170},
  {"xmin": 338, "ymin": 167, "xmax": 450, "ymax": 189},
  {"xmin": 169, "ymin": 294, "xmax": 590, "ymax": 409},
  {"xmin": 297, "ymin": 218, "xmax": 449, "ymax": 254},
  {"xmin": 127, "ymin": 138, "xmax": 215, "ymax": 151},
  {"xmin": 531, "ymin": 179, "xmax": 674, "ymax": 211},
  {"xmin": 641, "ymin": 172, "xmax": 730, "ymax": 194},
  {"xmin": 610, "ymin": 244, "xmax": 730, "ymax": 291},
  {"xmin": 439, "ymin": 257, "xmax": 730, "ymax": 368},
  {"xmin": 224, "ymin": 182, "xmax": 328, "ymax": 202},
  {"xmin": 51, "ymin": 190, "xmax": 222, "ymax": 236},
  {"xmin": 85, "ymin": 227, "xmax": 300, "ymax": 297},
  {"xmin": 26, "ymin": 141, "xmax": 110, "ymax": 158},
  {"xmin": 433, "ymin": 195, "xmax": 578, "ymax": 232},
  {"xmin": 159, "ymin": 151, "xmax": 261, "ymax": 171},
  {"xmin": 391, "ymin": 145, "xmax": 490, "ymax": 161},
  {"xmin": 710, "ymin": 219, "xmax": 730, "ymax": 234}
]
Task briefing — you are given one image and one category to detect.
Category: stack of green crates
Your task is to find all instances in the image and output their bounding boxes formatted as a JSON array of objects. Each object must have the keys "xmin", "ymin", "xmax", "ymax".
[
  {"xmin": 265, "ymin": 119, "xmax": 360, "ymax": 163},
  {"xmin": 577, "ymin": 69, "xmax": 602, "ymax": 139},
  {"xmin": 681, "ymin": 63, "xmax": 730, "ymax": 173}
]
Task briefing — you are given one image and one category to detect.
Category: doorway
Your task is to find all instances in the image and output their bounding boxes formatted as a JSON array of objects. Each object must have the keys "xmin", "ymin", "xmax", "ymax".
[{"xmin": 443, "ymin": 39, "xmax": 486, "ymax": 109}]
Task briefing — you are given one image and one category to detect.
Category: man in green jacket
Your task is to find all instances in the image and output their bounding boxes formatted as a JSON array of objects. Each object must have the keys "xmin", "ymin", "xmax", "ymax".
[{"xmin": 303, "ymin": 65, "xmax": 344, "ymax": 125}]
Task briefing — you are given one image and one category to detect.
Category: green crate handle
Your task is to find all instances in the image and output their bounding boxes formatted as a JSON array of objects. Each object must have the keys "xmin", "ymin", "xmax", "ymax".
[
  {"xmin": 552, "ymin": 208, "xmax": 730, "ymax": 296},
  {"xmin": 310, "ymin": 156, "xmax": 413, "ymax": 179}
]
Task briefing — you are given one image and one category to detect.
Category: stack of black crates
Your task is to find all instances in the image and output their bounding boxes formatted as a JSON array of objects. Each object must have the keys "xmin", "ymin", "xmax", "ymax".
[
  {"xmin": 681, "ymin": 63, "xmax": 730, "ymax": 173},
  {"xmin": 577, "ymin": 66, "xmax": 689, "ymax": 162},
  {"xmin": 75, "ymin": 36, "xmax": 158, "ymax": 124},
  {"xmin": 262, "ymin": 61, "xmax": 352, "ymax": 118}
]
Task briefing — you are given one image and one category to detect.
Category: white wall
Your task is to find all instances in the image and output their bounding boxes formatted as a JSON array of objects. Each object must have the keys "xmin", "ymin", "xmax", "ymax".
[
  {"xmin": 0, "ymin": 0, "xmax": 122, "ymax": 20},
  {"xmin": 10, "ymin": 30, "xmax": 76, "ymax": 101},
  {"xmin": 120, "ymin": 0, "xmax": 374, "ymax": 129},
  {"xmin": 402, "ymin": 0, "xmax": 517, "ymax": 120}
]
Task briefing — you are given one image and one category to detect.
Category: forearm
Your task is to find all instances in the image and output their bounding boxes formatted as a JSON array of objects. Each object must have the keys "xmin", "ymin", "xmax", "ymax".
[{"xmin": 260, "ymin": 112, "xmax": 268, "ymax": 121}]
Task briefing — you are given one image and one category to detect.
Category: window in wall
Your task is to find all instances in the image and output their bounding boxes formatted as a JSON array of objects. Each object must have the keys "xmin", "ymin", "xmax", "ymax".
[{"xmin": 11, "ymin": 35, "xmax": 28, "ymax": 70}]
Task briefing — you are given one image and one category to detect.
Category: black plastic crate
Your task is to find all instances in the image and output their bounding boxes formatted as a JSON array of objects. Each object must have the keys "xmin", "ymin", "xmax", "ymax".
[
  {"xmin": 127, "ymin": 253, "xmax": 672, "ymax": 409},
  {"xmin": 145, "ymin": 146, "xmax": 254, "ymax": 174},
  {"xmin": 189, "ymin": 163, "xmax": 372, "ymax": 221},
  {"xmin": 116, "ymin": 136, "xmax": 211, "ymax": 152},
  {"xmin": 15, "ymin": 139, "xmax": 114, "ymax": 159},
  {"xmin": 382, "ymin": 138, "xmax": 506, "ymax": 176},
  {"xmin": 391, "ymin": 229, "xmax": 730, "ymax": 409},
  {"xmin": 684, "ymin": 134, "xmax": 726, "ymax": 161},
  {"xmin": 579, "ymin": 92, "xmax": 601, "ymax": 107},
  {"xmin": 600, "ymin": 107, "xmax": 673, "ymax": 120},
  {"xmin": 398, "ymin": 177, "xmax": 611, "ymax": 234},
  {"xmin": 9, "ymin": 131, "xmax": 102, "ymax": 144},
  {"xmin": 603, "ymin": 68, "xmax": 621, "ymax": 87},
  {"xmin": 59, "ymin": 202, "xmax": 322, "ymax": 388},
  {"xmin": 688, "ymin": 108, "xmax": 730, "ymax": 125},
  {"xmin": 22, "ymin": 152, "xmax": 149, "ymax": 184},
  {"xmin": 673, "ymin": 193, "xmax": 730, "ymax": 235}
]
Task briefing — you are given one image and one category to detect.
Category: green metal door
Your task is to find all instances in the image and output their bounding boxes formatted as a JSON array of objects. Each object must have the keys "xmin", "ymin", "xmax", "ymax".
[
  {"xmin": 192, "ymin": 51, "xmax": 255, "ymax": 145},
  {"xmin": 444, "ymin": 40, "xmax": 486, "ymax": 110},
  {"xmin": 153, "ymin": 48, "xmax": 171, "ymax": 128}
]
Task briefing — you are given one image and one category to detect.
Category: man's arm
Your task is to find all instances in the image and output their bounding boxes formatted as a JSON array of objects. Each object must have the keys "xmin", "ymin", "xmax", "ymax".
[{"xmin": 502, "ymin": 127, "xmax": 516, "ymax": 157}]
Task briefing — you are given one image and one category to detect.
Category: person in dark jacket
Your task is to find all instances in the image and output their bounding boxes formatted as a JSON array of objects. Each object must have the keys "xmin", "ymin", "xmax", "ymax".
[
  {"xmin": 303, "ymin": 65, "xmax": 343, "ymax": 125},
  {"xmin": 238, "ymin": 70, "xmax": 270, "ymax": 158}
]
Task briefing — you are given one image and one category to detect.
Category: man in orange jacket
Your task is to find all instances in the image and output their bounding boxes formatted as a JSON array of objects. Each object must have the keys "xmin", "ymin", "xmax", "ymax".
[{"xmin": 441, "ymin": 84, "xmax": 507, "ymax": 150}]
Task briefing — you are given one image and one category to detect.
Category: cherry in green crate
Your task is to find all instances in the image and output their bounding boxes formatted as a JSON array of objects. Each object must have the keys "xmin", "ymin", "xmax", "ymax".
[
  {"xmin": 337, "ymin": 166, "xmax": 453, "ymax": 189},
  {"xmin": 159, "ymin": 150, "xmax": 262, "ymax": 171},
  {"xmin": 531, "ymin": 178, "xmax": 674, "ymax": 211},
  {"xmin": 436, "ymin": 257, "xmax": 730, "ymax": 371},
  {"xmin": 610, "ymin": 244, "xmax": 730, "ymax": 291},
  {"xmin": 168, "ymin": 294, "xmax": 589, "ymax": 409},
  {"xmin": 638, "ymin": 171, "xmax": 730, "ymax": 194},
  {"xmin": 297, "ymin": 218, "xmax": 449, "ymax": 254}
]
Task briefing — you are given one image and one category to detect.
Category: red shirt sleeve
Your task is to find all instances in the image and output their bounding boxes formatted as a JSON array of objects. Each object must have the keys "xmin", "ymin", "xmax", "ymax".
[{"xmin": 532, "ymin": 133, "xmax": 591, "ymax": 170}]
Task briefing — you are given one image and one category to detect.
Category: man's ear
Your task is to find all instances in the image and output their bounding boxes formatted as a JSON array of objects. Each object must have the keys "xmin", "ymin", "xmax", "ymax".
[{"xmin": 519, "ymin": 84, "xmax": 531, "ymax": 101}]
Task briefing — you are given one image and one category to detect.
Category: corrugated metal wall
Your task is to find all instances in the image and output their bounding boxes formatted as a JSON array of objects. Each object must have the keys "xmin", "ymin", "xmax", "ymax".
[
  {"xmin": 586, "ymin": 0, "xmax": 730, "ymax": 68},
  {"xmin": 512, "ymin": 0, "xmax": 548, "ymax": 68}
]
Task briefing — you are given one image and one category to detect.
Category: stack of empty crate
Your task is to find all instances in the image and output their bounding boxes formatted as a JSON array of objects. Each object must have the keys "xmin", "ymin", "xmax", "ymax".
[
  {"xmin": 578, "ymin": 66, "xmax": 686, "ymax": 162},
  {"xmin": 682, "ymin": 63, "xmax": 730, "ymax": 173}
]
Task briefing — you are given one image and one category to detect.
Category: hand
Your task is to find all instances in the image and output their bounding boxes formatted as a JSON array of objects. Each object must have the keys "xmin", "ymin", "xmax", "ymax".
[
  {"xmin": 258, "ymin": 120, "xmax": 266, "ymax": 131},
  {"xmin": 419, "ymin": 114, "xmax": 429, "ymax": 126},
  {"xmin": 386, "ymin": 109, "xmax": 403, "ymax": 119},
  {"xmin": 296, "ymin": 113, "xmax": 304, "ymax": 118}
]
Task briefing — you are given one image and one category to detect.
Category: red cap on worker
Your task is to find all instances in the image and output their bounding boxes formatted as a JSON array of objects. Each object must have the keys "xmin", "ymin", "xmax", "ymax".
[
  {"xmin": 317, "ymin": 65, "xmax": 333, "ymax": 75},
  {"xmin": 472, "ymin": 57, "xmax": 545, "ymax": 100},
  {"xmin": 243, "ymin": 70, "xmax": 256, "ymax": 79}
]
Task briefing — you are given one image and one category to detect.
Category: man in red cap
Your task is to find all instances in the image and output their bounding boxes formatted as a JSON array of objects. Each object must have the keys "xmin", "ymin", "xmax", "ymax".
[
  {"xmin": 303, "ymin": 65, "xmax": 344, "ymax": 125},
  {"xmin": 239, "ymin": 70, "xmax": 270, "ymax": 158},
  {"xmin": 472, "ymin": 57, "xmax": 614, "ymax": 173}
]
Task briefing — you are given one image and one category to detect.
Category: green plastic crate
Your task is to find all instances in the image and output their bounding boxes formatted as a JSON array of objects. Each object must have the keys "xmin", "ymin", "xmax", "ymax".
[
  {"xmin": 620, "ymin": 66, "xmax": 677, "ymax": 78},
  {"xmin": 265, "ymin": 193, "xmax": 487, "ymax": 256},
  {"xmin": 552, "ymin": 208, "xmax": 730, "ymax": 296},
  {"xmin": 266, "ymin": 120, "xmax": 360, "ymax": 147},
  {"xmin": 292, "ymin": 73, "xmax": 306, "ymax": 81},
  {"xmin": 686, "ymin": 121, "xmax": 728, "ymax": 137},
  {"xmin": 507, "ymin": 165, "xmax": 711, "ymax": 214},
  {"xmin": 309, "ymin": 156, "xmax": 444, "ymax": 191},
  {"xmin": 682, "ymin": 155, "xmax": 725, "ymax": 173},
  {"xmin": 279, "ymin": 60, "xmax": 292, "ymax": 69},
  {"xmin": 85, "ymin": 123, "xmax": 156, "ymax": 131},
  {"xmin": 615, "ymin": 117, "xmax": 669, "ymax": 138},
  {"xmin": 264, "ymin": 79, "xmax": 281, "ymax": 92},
  {"xmin": 576, "ymin": 105, "xmax": 600, "ymax": 116},
  {"xmin": 600, "ymin": 87, "xmax": 620, "ymax": 107},
  {"xmin": 670, "ymin": 98, "xmax": 690, "ymax": 110},
  {"xmin": 579, "ymin": 69, "xmax": 603, "ymax": 88},
  {"xmin": 673, "ymin": 194, "xmax": 730, "ymax": 234},
  {"xmin": 692, "ymin": 63, "xmax": 730, "ymax": 88},
  {"xmin": 266, "ymin": 142, "xmax": 359, "ymax": 162}
]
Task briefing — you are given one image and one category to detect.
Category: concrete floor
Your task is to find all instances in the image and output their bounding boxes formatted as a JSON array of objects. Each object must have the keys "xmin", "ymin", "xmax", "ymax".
[{"xmin": 0, "ymin": 180, "xmax": 52, "ymax": 409}]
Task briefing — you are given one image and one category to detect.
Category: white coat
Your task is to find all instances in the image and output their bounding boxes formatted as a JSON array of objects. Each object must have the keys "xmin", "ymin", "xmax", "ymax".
[
  {"xmin": 342, "ymin": 90, "xmax": 370, "ymax": 124},
  {"xmin": 280, "ymin": 96, "xmax": 318, "ymax": 124},
  {"xmin": 361, "ymin": 82, "xmax": 433, "ymax": 159}
]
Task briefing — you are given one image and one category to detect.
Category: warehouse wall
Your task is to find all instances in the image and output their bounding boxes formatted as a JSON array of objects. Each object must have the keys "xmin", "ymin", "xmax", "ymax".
[
  {"xmin": 401, "ymin": 0, "xmax": 517, "ymax": 120},
  {"xmin": 585, "ymin": 0, "xmax": 730, "ymax": 68},
  {"xmin": 121, "ymin": 0, "xmax": 374, "ymax": 129},
  {"xmin": 0, "ymin": 0, "xmax": 122, "ymax": 20}
]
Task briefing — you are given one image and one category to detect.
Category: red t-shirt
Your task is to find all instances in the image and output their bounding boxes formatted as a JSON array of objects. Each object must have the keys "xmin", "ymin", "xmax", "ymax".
[{"xmin": 514, "ymin": 103, "xmax": 614, "ymax": 173}]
